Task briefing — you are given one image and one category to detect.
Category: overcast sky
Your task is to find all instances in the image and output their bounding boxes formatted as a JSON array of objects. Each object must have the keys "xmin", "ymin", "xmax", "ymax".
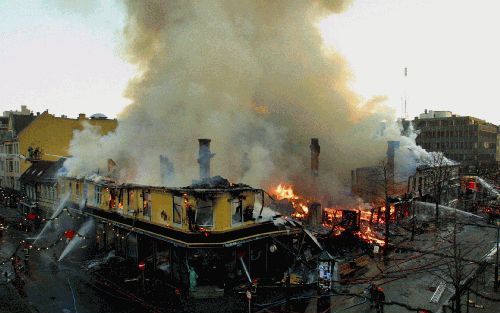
[{"xmin": 0, "ymin": 0, "xmax": 499, "ymax": 124}]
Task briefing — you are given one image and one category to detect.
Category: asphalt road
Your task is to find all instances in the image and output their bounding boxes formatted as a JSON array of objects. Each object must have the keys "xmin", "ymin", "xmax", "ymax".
[
  {"xmin": 0, "ymin": 205, "xmax": 145, "ymax": 313},
  {"xmin": 2, "ymin": 204, "xmax": 499, "ymax": 313}
]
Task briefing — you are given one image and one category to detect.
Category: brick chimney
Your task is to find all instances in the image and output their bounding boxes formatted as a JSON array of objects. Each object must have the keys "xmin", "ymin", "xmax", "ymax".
[
  {"xmin": 387, "ymin": 140, "xmax": 400, "ymax": 191},
  {"xmin": 198, "ymin": 139, "xmax": 215, "ymax": 180},
  {"xmin": 310, "ymin": 138, "xmax": 320, "ymax": 182}
]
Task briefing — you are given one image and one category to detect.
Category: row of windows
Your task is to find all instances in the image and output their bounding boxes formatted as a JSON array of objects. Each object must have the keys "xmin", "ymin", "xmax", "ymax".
[
  {"xmin": 68, "ymin": 182, "xmax": 256, "ymax": 230},
  {"xmin": 418, "ymin": 142, "xmax": 477, "ymax": 150},
  {"xmin": 41, "ymin": 185, "xmax": 57, "ymax": 200},
  {"xmin": 419, "ymin": 130, "xmax": 477, "ymax": 138},
  {"xmin": 416, "ymin": 119, "xmax": 476, "ymax": 128},
  {"xmin": 2, "ymin": 143, "xmax": 19, "ymax": 155},
  {"xmin": 446, "ymin": 154, "xmax": 479, "ymax": 162},
  {"xmin": 5, "ymin": 160, "xmax": 20, "ymax": 173},
  {"xmin": 25, "ymin": 184, "xmax": 56, "ymax": 202},
  {"xmin": 416, "ymin": 118, "xmax": 484, "ymax": 127}
]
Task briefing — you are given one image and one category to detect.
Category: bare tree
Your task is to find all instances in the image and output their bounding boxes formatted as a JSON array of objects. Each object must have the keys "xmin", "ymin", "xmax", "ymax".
[
  {"xmin": 446, "ymin": 220, "xmax": 467, "ymax": 313},
  {"xmin": 352, "ymin": 156, "xmax": 409, "ymax": 257},
  {"xmin": 421, "ymin": 152, "xmax": 456, "ymax": 227}
]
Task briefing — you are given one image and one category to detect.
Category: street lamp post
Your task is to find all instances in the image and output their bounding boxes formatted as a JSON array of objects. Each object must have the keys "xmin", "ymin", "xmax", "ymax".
[{"xmin": 411, "ymin": 199, "xmax": 416, "ymax": 241}]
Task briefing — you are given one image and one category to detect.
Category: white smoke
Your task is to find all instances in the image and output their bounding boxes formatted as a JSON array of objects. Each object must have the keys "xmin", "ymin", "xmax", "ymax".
[
  {"xmin": 65, "ymin": 0, "xmax": 412, "ymax": 194},
  {"xmin": 392, "ymin": 121, "xmax": 457, "ymax": 181}
]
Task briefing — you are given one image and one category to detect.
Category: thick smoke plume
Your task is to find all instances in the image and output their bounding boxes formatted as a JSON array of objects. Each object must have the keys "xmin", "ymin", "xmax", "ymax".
[{"xmin": 65, "ymin": 0, "xmax": 407, "ymax": 193}]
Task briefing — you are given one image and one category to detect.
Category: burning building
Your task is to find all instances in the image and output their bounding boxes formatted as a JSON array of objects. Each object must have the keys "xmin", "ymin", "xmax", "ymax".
[
  {"xmin": 61, "ymin": 175, "xmax": 307, "ymax": 295},
  {"xmin": 56, "ymin": 139, "xmax": 327, "ymax": 298},
  {"xmin": 52, "ymin": 0, "xmax": 449, "ymax": 301}
]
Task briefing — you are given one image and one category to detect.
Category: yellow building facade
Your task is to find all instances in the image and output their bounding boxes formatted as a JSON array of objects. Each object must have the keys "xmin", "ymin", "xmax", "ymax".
[
  {"xmin": 18, "ymin": 112, "xmax": 116, "ymax": 173},
  {"xmin": 61, "ymin": 177, "xmax": 261, "ymax": 238},
  {"xmin": 1, "ymin": 112, "xmax": 117, "ymax": 190}
]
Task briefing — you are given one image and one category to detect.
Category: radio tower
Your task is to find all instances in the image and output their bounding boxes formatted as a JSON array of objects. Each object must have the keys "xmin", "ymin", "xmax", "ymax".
[{"xmin": 403, "ymin": 67, "xmax": 408, "ymax": 119}]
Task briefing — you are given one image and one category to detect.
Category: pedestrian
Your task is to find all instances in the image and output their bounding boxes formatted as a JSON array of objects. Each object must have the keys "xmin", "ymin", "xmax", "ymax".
[{"xmin": 375, "ymin": 287, "xmax": 385, "ymax": 313}]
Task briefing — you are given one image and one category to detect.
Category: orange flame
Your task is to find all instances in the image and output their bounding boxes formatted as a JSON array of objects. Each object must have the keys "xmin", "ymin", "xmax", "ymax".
[
  {"xmin": 275, "ymin": 184, "xmax": 298, "ymax": 200},
  {"xmin": 354, "ymin": 227, "xmax": 385, "ymax": 246},
  {"xmin": 324, "ymin": 206, "xmax": 386, "ymax": 246},
  {"xmin": 273, "ymin": 183, "xmax": 309, "ymax": 218}
]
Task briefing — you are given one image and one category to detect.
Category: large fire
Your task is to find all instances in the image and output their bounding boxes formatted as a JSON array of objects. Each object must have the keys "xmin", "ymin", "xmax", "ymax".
[
  {"xmin": 354, "ymin": 227, "xmax": 385, "ymax": 246},
  {"xmin": 272, "ymin": 184, "xmax": 407, "ymax": 247},
  {"xmin": 323, "ymin": 206, "xmax": 387, "ymax": 246},
  {"xmin": 273, "ymin": 184, "xmax": 309, "ymax": 217}
]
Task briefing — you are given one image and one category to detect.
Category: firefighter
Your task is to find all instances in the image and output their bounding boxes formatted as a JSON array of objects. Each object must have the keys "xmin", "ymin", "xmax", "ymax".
[
  {"xmin": 368, "ymin": 283, "xmax": 378, "ymax": 308},
  {"xmin": 22, "ymin": 246, "xmax": 30, "ymax": 274},
  {"xmin": 375, "ymin": 287, "xmax": 385, "ymax": 313},
  {"xmin": 188, "ymin": 266, "xmax": 198, "ymax": 292}
]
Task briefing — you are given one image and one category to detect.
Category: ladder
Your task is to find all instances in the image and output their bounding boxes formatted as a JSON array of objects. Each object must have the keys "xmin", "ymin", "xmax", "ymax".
[{"xmin": 430, "ymin": 281, "xmax": 446, "ymax": 303}]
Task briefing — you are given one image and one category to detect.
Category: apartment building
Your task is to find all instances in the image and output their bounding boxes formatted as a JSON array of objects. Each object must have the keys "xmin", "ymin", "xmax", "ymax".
[
  {"xmin": 413, "ymin": 110, "xmax": 499, "ymax": 172},
  {"xmin": 0, "ymin": 111, "xmax": 117, "ymax": 191}
]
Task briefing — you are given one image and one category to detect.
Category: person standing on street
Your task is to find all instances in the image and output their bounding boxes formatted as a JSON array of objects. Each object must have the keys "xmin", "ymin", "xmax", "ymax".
[
  {"xmin": 376, "ymin": 287, "xmax": 385, "ymax": 313},
  {"xmin": 368, "ymin": 283, "xmax": 378, "ymax": 308}
]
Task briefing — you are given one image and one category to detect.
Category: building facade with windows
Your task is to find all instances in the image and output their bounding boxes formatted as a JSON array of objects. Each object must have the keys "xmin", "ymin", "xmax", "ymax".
[
  {"xmin": 413, "ymin": 110, "xmax": 499, "ymax": 172},
  {"xmin": 0, "ymin": 114, "xmax": 36, "ymax": 189},
  {"xmin": 407, "ymin": 163, "xmax": 461, "ymax": 206},
  {"xmin": 20, "ymin": 158, "xmax": 65, "ymax": 215},
  {"xmin": 0, "ymin": 111, "xmax": 117, "ymax": 191}
]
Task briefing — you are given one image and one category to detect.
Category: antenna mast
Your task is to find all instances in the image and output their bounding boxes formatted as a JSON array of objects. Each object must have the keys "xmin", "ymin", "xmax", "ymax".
[{"xmin": 403, "ymin": 67, "xmax": 408, "ymax": 119}]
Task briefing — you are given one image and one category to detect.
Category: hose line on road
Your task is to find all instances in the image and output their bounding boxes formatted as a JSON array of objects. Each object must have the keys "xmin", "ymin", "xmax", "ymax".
[{"xmin": 67, "ymin": 278, "xmax": 79, "ymax": 313}]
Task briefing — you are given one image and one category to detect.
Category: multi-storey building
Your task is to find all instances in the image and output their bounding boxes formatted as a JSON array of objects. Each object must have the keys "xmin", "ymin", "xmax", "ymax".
[
  {"xmin": 0, "ymin": 111, "xmax": 117, "ymax": 191},
  {"xmin": 413, "ymin": 110, "xmax": 499, "ymax": 172},
  {"xmin": 0, "ymin": 114, "xmax": 37, "ymax": 189},
  {"xmin": 407, "ymin": 163, "xmax": 461, "ymax": 206},
  {"xmin": 19, "ymin": 158, "xmax": 64, "ymax": 215},
  {"xmin": 2, "ymin": 105, "xmax": 32, "ymax": 117}
]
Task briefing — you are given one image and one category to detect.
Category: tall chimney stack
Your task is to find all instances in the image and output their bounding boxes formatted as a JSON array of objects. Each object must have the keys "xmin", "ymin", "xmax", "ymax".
[
  {"xmin": 241, "ymin": 152, "xmax": 251, "ymax": 179},
  {"xmin": 310, "ymin": 138, "xmax": 320, "ymax": 181},
  {"xmin": 160, "ymin": 155, "xmax": 174, "ymax": 185},
  {"xmin": 386, "ymin": 140, "xmax": 400, "ymax": 191},
  {"xmin": 198, "ymin": 139, "xmax": 214, "ymax": 180}
]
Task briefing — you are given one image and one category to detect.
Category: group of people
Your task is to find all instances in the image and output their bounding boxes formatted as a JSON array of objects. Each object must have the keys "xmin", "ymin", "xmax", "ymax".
[{"xmin": 368, "ymin": 283, "xmax": 386, "ymax": 313}]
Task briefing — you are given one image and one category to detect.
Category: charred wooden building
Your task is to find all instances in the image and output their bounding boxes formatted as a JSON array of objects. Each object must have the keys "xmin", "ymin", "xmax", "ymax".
[{"xmin": 60, "ymin": 175, "xmax": 313, "ymax": 296}]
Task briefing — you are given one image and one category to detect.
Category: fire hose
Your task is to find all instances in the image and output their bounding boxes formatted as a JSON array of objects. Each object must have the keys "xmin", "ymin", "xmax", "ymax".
[{"xmin": 239, "ymin": 256, "xmax": 253, "ymax": 284}]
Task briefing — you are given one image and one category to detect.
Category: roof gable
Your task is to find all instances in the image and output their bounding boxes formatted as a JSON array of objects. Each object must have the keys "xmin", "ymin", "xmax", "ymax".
[
  {"xmin": 20, "ymin": 160, "xmax": 55, "ymax": 184},
  {"xmin": 10, "ymin": 114, "xmax": 36, "ymax": 135}
]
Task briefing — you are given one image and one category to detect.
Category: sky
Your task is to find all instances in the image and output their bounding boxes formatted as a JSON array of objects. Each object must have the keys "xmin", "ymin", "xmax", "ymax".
[
  {"xmin": 320, "ymin": 0, "xmax": 500, "ymax": 124},
  {"xmin": 0, "ymin": 0, "xmax": 134, "ymax": 119},
  {"xmin": 0, "ymin": 0, "xmax": 499, "ymax": 124}
]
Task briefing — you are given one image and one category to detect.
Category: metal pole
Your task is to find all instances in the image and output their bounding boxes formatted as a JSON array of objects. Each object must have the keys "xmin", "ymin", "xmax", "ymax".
[
  {"xmin": 466, "ymin": 288, "xmax": 469, "ymax": 313},
  {"xmin": 411, "ymin": 200, "xmax": 416, "ymax": 241},
  {"xmin": 494, "ymin": 221, "xmax": 499, "ymax": 292}
]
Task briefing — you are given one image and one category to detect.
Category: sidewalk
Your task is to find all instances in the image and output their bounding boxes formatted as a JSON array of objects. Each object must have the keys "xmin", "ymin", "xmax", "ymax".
[
  {"xmin": 0, "ymin": 282, "xmax": 38, "ymax": 313},
  {"xmin": 0, "ymin": 205, "xmax": 23, "ymax": 223},
  {"xmin": 0, "ymin": 206, "xmax": 38, "ymax": 313}
]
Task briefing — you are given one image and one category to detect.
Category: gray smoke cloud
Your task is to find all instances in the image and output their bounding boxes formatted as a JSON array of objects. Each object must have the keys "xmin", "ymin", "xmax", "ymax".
[{"xmin": 65, "ymin": 0, "xmax": 409, "ymax": 194}]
